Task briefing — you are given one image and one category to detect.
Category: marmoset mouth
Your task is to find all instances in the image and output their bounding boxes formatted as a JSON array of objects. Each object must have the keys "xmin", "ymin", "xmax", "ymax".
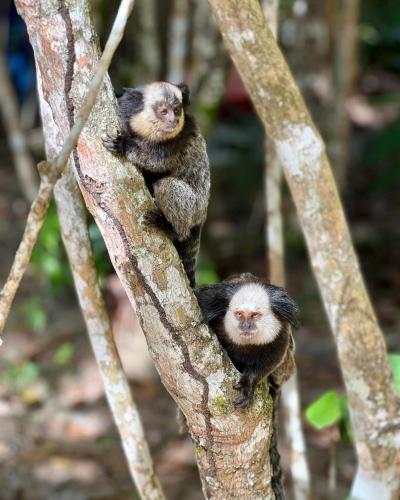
[{"xmin": 240, "ymin": 330, "xmax": 257, "ymax": 337}]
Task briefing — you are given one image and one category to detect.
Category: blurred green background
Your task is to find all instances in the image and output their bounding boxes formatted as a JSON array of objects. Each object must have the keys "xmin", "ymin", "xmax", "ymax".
[{"xmin": 0, "ymin": 1, "xmax": 399, "ymax": 499}]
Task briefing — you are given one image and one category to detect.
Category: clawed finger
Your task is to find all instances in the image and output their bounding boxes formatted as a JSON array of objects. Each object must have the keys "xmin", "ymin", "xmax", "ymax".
[{"xmin": 233, "ymin": 396, "xmax": 252, "ymax": 409}]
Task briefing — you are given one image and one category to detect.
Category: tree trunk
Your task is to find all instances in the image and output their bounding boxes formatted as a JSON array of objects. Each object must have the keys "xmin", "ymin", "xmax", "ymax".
[
  {"xmin": 53, "ymin": 167, "xmax": 165, "ymax": 499},
  {"xmin": 15, "ymin": 0, "xmax": 276, "ymax": 497},
  {"xmin": 329, "ymin": 0, "xmax": 360, "ymax": 189},
  {"xmin": 261, "ymin": 1, "xmax": 311, "ymax": 498},
  {"xmin": 38, "ymin": 68, "xmax": 164, "ymax": 494},
  {"xmin": 167, "ymin": 0, "xmax": 188, "ymax": 82},
  {"xmin": 208, "ymin": 1, "xmax": 400, "ymax": 498}
]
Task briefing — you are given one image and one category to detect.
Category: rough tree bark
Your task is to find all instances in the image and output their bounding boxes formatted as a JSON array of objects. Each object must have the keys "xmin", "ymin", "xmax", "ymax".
[
  {"xmin": 208, "ymin": 1, "xmax": 400, "ymax": 498},
  {"xmin": 38, "ymin": 83, "xmax": 164, "ymax": 496},
  {"xmin": 53, "ymin": 168, "xmax": 164, "ymax": 500},
  {"xmin": 3, "ymin": 0, "xmax": 164, "ymax": 497},
  {"xmin": 16, "ymin": 0, "xmax": 278, "ymax": 498},
  {"xmin": 261, "ymin": 2, "xmax": 311, "ymax": 499},
  {"xmin": 0, "ymin": 0, "xmax": 134, "ymax": 337}
]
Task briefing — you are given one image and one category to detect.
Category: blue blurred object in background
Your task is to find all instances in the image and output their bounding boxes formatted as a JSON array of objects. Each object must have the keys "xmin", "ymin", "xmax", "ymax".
[{"xmin": 1, "ymin": 1, "xmax": 35, "ymax": 101}]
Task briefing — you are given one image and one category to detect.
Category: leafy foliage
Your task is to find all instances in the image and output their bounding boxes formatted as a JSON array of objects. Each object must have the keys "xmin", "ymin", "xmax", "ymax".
[
  {"xmin": 389, "ymin": 354, "xmax": 400, "ymax": 394},
  {"xmin": 22, "ymin": 297, "xmax": 47, "ymax": 333},
  {"xmin": 53, "ymin": 342, "xmax": 75, "ymax": 366},
  {"xmin": 305, "ymin": 390, "xmax": 341, "ymax": 430},
  {"xmin": 31, "ymin": 202, "xmax": 73, "ymax": 291},
  {"xmin": 363, "ymin": 118, "xmax": 400, "ymax": 191},
  {"xmin": 4, "ymin": 361, "xmax": 40, "ymax": 390},
  {"xmin": 31, "ymin": 202, "xmax": 112, "ymax": 291},
  {"xmin": 305, "ymin": 353, "xmax": 400, "ymax": 441}
]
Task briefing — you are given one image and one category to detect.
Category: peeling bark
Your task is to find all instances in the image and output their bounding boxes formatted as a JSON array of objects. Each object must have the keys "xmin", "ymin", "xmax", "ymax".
[
  {"xmin": 16, "ymin": 0, "xmax": 277, "ymax": 497},
  {"xmin": 208, "ymin": 1, "xmax": 400, "ymax": 498},
  {"xmin": 261, "ymin": 1, "xmax": 311, "ymax": 498}
]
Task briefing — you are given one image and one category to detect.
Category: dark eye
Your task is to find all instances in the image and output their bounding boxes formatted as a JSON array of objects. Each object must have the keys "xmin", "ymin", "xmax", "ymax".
[
  {"xmin": 252, "ymin": 313, "xmax": 261, "ymax": 320},
  {"xmin": 174, "ymin": 108, "xmax": 180, "ymax": 116}
]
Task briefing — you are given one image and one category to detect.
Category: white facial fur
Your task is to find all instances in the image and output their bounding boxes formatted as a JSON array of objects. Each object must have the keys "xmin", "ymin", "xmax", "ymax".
[
  {"xmin": 129, "ymin": 82, "xmax": 184, "ymax": 142},
  {"xmin": 223, "ymin": 283, "xmax": 282, "ymax": 345},
  {"xmin": 145, "ymin": 82, "xmax": 183, "ymax": 104}
]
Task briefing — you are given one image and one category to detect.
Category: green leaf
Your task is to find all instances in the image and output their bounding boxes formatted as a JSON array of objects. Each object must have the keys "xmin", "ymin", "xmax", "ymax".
[
  {"xmin": 305, "ymin": 390, "xmax": 342, "ymax": 430},
  {"xmin": 5, "ymin": 361, "xmax": 40, "ymax": 388},
  {"xmin": 53, "ymin": 343, "xmax": 75, "ymax": 365},
  {"xmin": 389, "ymin": 354, "xmax": 400, "ymax": 395},
  {"xmin": 22, "ymin": 298, "xmax": 47, "ymax": 333},
  {"xmin": 196, "ymin": 269, "xmax": 219, "ymax": 286}
]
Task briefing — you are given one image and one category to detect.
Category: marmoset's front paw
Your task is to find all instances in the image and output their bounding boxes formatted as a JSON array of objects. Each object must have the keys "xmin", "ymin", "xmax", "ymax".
[
  {"xmin": 102, "ymin": 130, "xmax": 125, "ymax": 156},
  {"xmin": 233, "ymin": 394, "xmax": 253, "ymax": 409}
]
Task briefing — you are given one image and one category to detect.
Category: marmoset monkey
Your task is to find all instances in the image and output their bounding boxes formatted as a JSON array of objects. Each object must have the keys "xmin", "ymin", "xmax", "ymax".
[
  {"xmin": 103, "ymin": 81, "xmax": 210, "ymax": 287},
  {"xmin": 195, "ymin": 273, "xmax": 300, "ymax": 407},
  {"xmin": 195, "ymin": 273, "xmax": 300, "ymax": 499}
]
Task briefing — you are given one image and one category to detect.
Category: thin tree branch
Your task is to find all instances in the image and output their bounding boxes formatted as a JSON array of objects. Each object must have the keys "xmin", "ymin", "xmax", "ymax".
[
  {"xmin": 0, "ymin": 52, "xmax": 39, "ymax": 202},
  {"xmin": 53, "ymin": 167, "xmax": 165, "ymax": 499},
  {"xmin": 190, "ymin": 2, "xmax": 229, "ymax": 135},
  {"xmin": 0, "ymin": 0, "xmax": 135, "ymax": 338},
  {"xmin": 167, "ymin": 0, "xmax": 189, "ymax": 83},
  {"xmin": 329, "ymin": 0, "xmax": 360, "ymax": 189}
]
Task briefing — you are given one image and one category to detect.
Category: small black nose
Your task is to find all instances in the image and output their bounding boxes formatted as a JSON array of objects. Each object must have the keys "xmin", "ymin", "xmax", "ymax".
[
  {"xmin": 239, "ymin": 319, "xmax": 256, "ymax": 331},
  {"xmin": 166, "ymin": 111, "xmax": 176, "ymax": 125}
]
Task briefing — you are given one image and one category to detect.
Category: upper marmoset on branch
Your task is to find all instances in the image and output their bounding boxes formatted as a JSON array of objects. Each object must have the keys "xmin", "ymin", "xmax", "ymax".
[
  {"xmin": 195, "ymin": 273, "xmax": 300, "ymax": 408},
  {"xmin": 103, "ymin": 81, "xmax": 210, "ymax": 287}
]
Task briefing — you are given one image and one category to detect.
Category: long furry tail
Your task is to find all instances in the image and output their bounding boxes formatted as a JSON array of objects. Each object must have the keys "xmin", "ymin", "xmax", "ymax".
[
  {"xmin": 175, "ymin": 225, "xmax": 202, "ymax": 288},
  {"xmin": 270, "ymin": 386, "xmax": 286, "ymax": 499}
]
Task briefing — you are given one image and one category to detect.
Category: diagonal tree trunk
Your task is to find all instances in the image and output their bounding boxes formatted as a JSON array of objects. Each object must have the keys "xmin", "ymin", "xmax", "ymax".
[
  {"xmin": 208, "ymin": 1, "xmax": 400, "ymax": 498},
  {"xmin": 53, "ymin": 167, "xmax": 165, "ymax": 500},
  {"xmin": 261, "ymin": 1, "xmax": 311, "ymax": 498},
  {"xmin": 15, "ymin": 0, "xmax": 277, "ymax": 497}
]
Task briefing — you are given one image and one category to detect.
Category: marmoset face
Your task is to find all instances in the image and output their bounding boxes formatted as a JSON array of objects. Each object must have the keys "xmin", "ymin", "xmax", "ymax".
[
  {"xmin": 223, "ymin": 283, "xmax": 282, "ymax": 345},
  {"xmin": 153, "ymin": 99, "xmax": 183, "ymax": 133},
  {"xmin": 129, "ymin": 82, "xmax": 185, "ymax": 142}
]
